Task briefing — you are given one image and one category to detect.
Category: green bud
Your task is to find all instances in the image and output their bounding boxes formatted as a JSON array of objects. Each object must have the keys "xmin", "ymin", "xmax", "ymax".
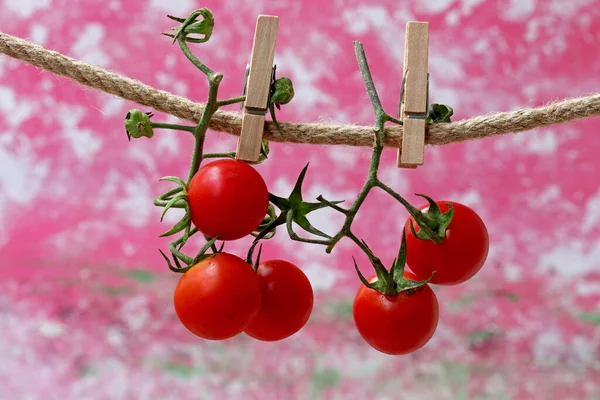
[
  {"xmin": 124, "ymin": 109, "xmax": 154, "ymax": 139},
  {"xmin": 271, "ymin": 77, "xmax": 295, "ymax": 106},
  {"xmin": 425, "ymin": 104, "xmax": 453, "ymax": 124},
  {"xmin": 183, "ymin": 9, "xmax": 214, "ymax": 42}
]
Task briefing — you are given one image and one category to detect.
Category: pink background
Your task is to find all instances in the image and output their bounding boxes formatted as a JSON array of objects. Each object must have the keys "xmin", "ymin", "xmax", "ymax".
[{"xmin": 1, "ymin": 0, "xmax": 599, "ymax": 399}]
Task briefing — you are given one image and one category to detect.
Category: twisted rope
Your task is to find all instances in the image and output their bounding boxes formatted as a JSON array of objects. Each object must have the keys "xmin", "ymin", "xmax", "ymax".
[{"xmin": 1, "ymin": 32, "xmax": 599, "ymax": 147}]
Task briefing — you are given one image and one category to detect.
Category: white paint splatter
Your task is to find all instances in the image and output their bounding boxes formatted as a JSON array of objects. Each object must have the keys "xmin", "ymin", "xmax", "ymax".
[
  {"xmin": 120, "ymin": 295, "xmax": 150, "ymax": 331},
  {"xmin": 276, "ymin": 48, "xmax": 336, "ymax": 114},
  {"xmin": 4, "ymin": 0, "xmax": 50, "ymax": 18},
  {"xmin": 149, "ymin": 0, "xmax": 194, "ymax": 15},
  {"xmin": 378, "ymin": 165, "xmax": 411, "ymax": 195},
  {"xmin": 47, "ymin": 220, "xmax": 113, "ymax": 255},
  {"xmin": 445, "ymin": 10, "xmax": 461, "ymax": 26},
  {"xmin": 0, "ymin": 87, "xmax": 35, "ymax": 127},
  {"xmin": 417, "ymin": 0, "xmax": 456, "ymax": 14},
  {"xmin": 106, "ymin": 327, "xmax": 124, "ymax": 346},
  {"xmin": 64, "ymin": 129, "xmax": 102, "ymax": 160},
  {"xmin": 0, "ymin": 131, "xmax": 49, "ymax": 204},
  {"xmin": 525, "ymin": 185, "xmax": 561, "ymax": 207},
  {"xmin": 29, "ymin": 24, "xmax": 48, "ymax": 45},
  {"xmin": 116, "ymin": 175, "xmax": 153, "ymax": 228},
  {"xmin": 38, "ymin": 321, "xmax": 65, "ymax": 338},
  {"xmin": 99, "ymin": 96, "xmax": 125, "ymax": 117},
  {"xmin": 122, "ymin": 241, "xmax": 136, "ymax": 257},
  {"xmin": 70, "ymin": 24, "xmax": 110, "ymax": 67},
  {"xmin": 539, "ymin": 239, "xmax": 600, "ymax": 277},
  {"xmin": 302, "ymin": 261, "xmax": 339, "ymax": 292},
  {"xmin": 533, "ymin": 329, "xmax": 564, "ymax": 366},
  {"xmin": 342, "ymin": 6, "xmax": 390, "ymax": 35},
  {"xmin": 500, "ymin": 0, "xmax": 536, "ymax": 21},
  {"xmin": 327, "ymin": 147, "xmax": 360, "ymax": 168},
  {"xmin": 494, "ymin": 130, "xmax": 559, "ymax": 155},
  {"xmin": 459, "ymin": 0, "xmax": 486, "ymax": 15},
  {"xmin": 431, "ymin": 51, "xmax": 466, "ymax": 81},
  {"xmin": 55, "ymin": 104, "xmax": 103, "ymax": 161},
  {"xmin": 582, "ymin": 188, "xmax": 600, "ymax": 233},
  {"xmin": 503, "ymin": 263, "xmax": 522, "ymax": 282}
]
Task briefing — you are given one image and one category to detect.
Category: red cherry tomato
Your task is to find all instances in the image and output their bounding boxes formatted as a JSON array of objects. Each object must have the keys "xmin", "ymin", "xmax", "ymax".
[
  {"xmin": 353, "ymin": 272, "xmax": 439, "ymax": 355},
  {"xmin": 187, "ymin": 159, "xmax": 269, "ymax": 241},
  {"xmin": 173, "ymin": 253, "xmax": 261, "ymax": 340},
  {"xmin": 404, "ymin": 201, "xmax": 489, "ymax": 285},
  {"xmin": 244, "ymin": 260, "xmax": 314, "ymax": 342}
]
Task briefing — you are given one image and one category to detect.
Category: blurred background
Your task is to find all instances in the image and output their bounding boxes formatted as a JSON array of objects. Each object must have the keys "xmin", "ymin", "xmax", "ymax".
[{"xmin": 1, "ymin": 0, "xmax": 599, "ymax": 399}]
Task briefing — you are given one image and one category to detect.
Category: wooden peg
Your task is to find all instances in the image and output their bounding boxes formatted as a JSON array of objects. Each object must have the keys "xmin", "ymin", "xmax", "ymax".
[
  {"xmin": 236, "ymin": 15, "xmax": 279, "ymax": 162},
  {"xmin": 398, "ymin": 22, "xmax": 429, "ymax": 168}
]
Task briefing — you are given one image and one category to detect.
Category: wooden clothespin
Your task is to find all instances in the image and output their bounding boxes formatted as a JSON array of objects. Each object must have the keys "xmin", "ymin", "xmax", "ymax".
[
  {"xmin": 236, "ymin": 15, "xmax": 279, "ymax": 162},
  {"xmin": 398, "ymin": 22, "xmax": 429, "ymax": 168}
]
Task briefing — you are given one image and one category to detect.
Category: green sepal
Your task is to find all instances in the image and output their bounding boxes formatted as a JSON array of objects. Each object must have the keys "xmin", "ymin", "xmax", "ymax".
[
  {"xmin": 300, "ymin": 199, "xmax": 343, "ymax": 214},
  {"xmin": 159, "ymin": 176, "xmax": 187, "ymax": 188},
  {"xmin": 191, "ymin": 236, "xmax": 220, "ymax": 265},
  {"xmin": 356, "ymin": 231, "xmax": 432, "ymax": 296},
  {"xmin": 166, "ymin": 8, "xmax": 214, "ymax": 44},
  {"xmin": 159, "ymin": 213, "xmax": 190, "ymax": 237},
  {"xmin": 160, "ymin": 193, "xmax": 187, "ymax": 222},
  {"xmin": 353, "ymin": 257, "xmax": 376, "ymax": 289},
  {"xmin": 293, "ymin": 213, "xmax": 331, "ymax": 239},
  {"xmin": 410, "ymin": 194, "xmax": 454, "ymax": 241},
  {"xmin": 289, "ymin": 163, "xmax": 309, "ymax": 206},
  {"xmin": 390, "ymin": 231, "xmax": 407, "ymax": 283},
  {"xmin": 269, "ymin": 193, "xmax": 290, "ymax": 210},
  {"xmin": 248, "ymin": 244, "xmax": 263, "ymax": 272},
  {"xmin": 179, "ymin": 203, "xmax": 193, "ymax": 247}
]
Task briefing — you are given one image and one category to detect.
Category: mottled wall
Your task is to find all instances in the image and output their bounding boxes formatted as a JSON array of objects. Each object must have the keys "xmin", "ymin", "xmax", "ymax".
[{"xmin": 0, "ymin": 0, "xmax": 599, "ymax": 399}]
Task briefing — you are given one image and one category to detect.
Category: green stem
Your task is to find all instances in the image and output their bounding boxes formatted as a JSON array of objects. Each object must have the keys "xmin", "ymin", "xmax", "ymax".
[
  {"xmin": 179, "ymin": 35, "xmax": 224, "ymax": 184},
  {"xmin": 150, "ymin": 122, "xmax": 196, "ymax": 133},
  {"xmin": 217, "ymin": 96, "xmax": 246, "ymax": 107},
  {"xmin": 203, "ymin": 152, "xmax": 236, "ymax": 159},
  {"xmin": 177, "ymin": 37, "xmax": 216, "ymax": 77},
  {"xmin": 376, "ymin": 182, "xmax": 442, "ymax": 244}
]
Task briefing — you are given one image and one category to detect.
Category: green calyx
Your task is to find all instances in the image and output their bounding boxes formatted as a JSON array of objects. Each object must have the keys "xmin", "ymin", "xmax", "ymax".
[
  {"xmin": 247, "ymin": 163, "xmax": 343, "ymax": 261},
  {"xmin": 155, "ymin": 176, "xmax": 192, "ymax": 243},
  {"xmin": 164, "ymin": 8, "xmax": 214, "ymax": 44},
  {"xmin": 354, "ymin": 232, "xmax": 433, "ymax": 296},
  {"xmin": 408, "ymin": 194, "xmax": 454, "ymax": 243},
  {"xmin": 269, "ymin": 163, "xmax": 341, "ymax": 240},
  {"xmin": 124, "ymin": 110, "xmax": 154, "ymax": 140},
  {"xmin": 159, "ymin": 236, "xmax": 222, "ymax": 274}
]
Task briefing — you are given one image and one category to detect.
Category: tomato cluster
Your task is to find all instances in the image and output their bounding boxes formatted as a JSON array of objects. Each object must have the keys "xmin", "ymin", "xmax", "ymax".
[
  {"xmin": 174, "ymin": 159, "xmax": 314, "ymax": 342},
  {"xmin": 352, "ymin": 200, "xmax": 489, "ymax": 355},
  {"xmin": 170, "ymin": 159, "xmax": 489, "ymax": 354}
]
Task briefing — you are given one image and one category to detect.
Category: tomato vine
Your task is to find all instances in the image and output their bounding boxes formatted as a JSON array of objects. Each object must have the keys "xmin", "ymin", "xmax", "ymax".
[{"xmin": 124, "ymin": 8, "xmax": 489, "ymax": 353}]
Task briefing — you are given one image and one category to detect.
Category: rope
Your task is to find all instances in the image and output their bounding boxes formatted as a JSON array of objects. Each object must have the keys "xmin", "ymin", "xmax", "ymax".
[{"xmin": 2, "ymin": 32, "xmax": 599, "ymax": 147}]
